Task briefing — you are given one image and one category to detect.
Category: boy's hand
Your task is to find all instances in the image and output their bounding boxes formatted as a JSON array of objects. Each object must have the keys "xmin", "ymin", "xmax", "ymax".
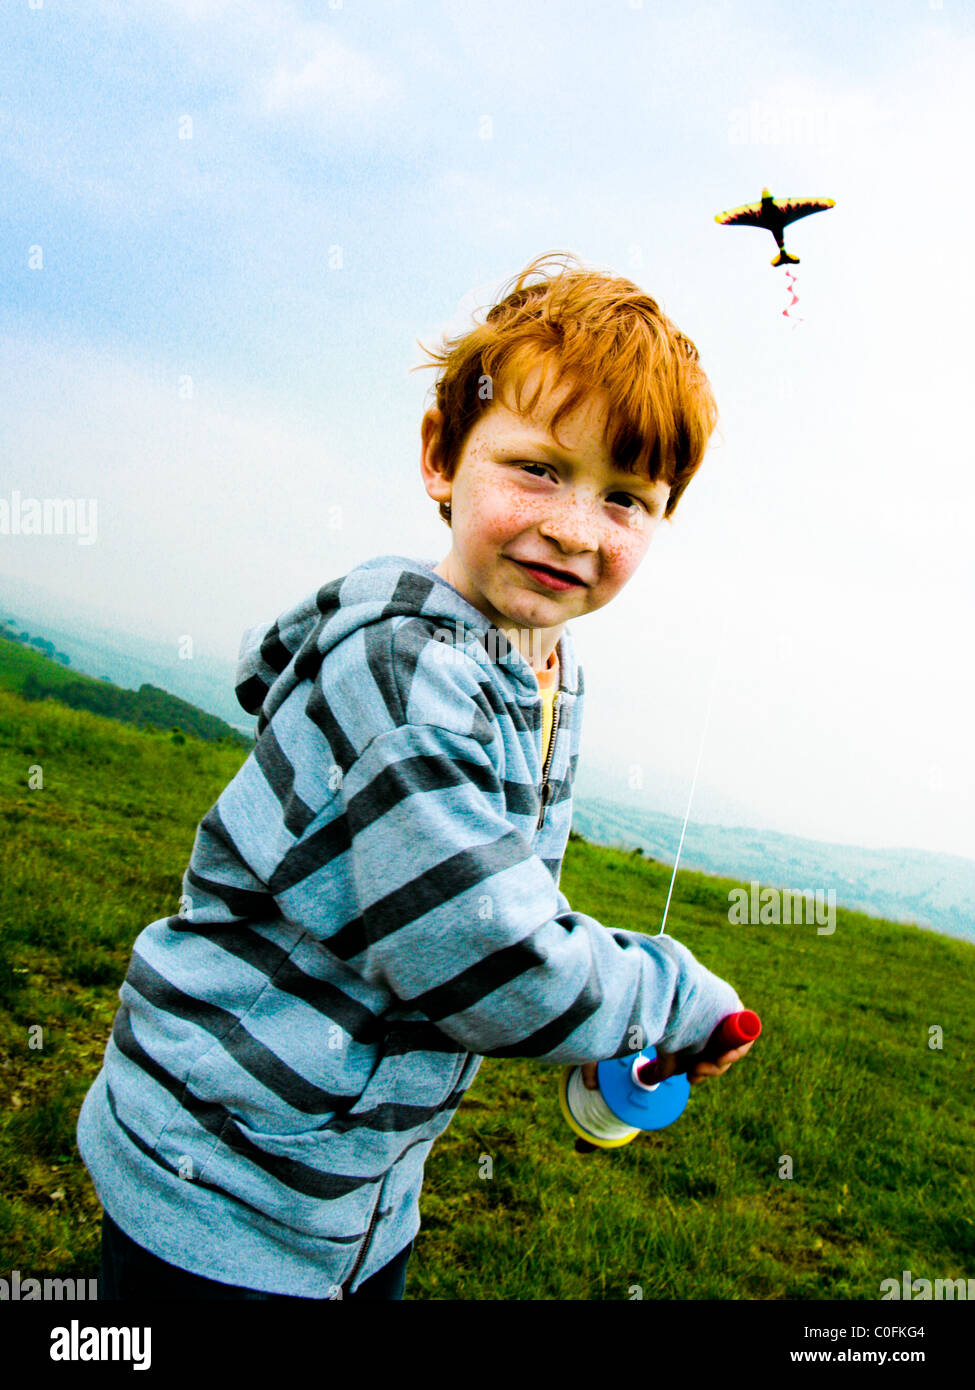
[
  {"xmin": 680, "ymin": 1038, "xmax": 756, "ymax": 1085},
  {"xmin": 580, "ymin": 1039, "xmax": 755, "ymax": 1090}
]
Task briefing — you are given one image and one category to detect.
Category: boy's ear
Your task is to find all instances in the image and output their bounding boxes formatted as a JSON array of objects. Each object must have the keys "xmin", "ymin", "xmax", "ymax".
[{"xmin": 420, "ymin": 408, "xmax": 451, "ymax": 504}]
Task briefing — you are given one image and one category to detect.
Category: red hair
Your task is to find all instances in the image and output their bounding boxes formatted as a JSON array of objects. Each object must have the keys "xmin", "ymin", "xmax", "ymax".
[{"xmin": 413, "ymin": 251, "xmax": 718, "ymax": 523}]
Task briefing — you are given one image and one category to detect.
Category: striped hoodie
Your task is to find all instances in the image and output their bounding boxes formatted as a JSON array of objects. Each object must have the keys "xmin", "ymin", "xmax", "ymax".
[{"xmin": 76, "ymin": 553, "xmax": 742, "ymax": 1297}]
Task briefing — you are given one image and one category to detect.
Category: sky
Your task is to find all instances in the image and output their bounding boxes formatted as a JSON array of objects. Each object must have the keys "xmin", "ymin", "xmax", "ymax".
[{"xmin": 1, "ymin": 0, "xmax": 973, "ymax": 859}]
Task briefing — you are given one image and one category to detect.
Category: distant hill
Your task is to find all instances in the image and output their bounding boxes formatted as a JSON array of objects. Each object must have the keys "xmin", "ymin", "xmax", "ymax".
[
  {"xmin": 0, "ymin": 628, "xmax": 251, "ymax": 748},
  {"xmin": 570, "ymin": 794, "xmax": 975, "ymax": 946},
  {"xmin": 0, "ymin": 578, "xmax": 256, "ymax": 736},
  {"xmin": 1, "ymin": 616, "xmax": 72, "ymax": 667}
]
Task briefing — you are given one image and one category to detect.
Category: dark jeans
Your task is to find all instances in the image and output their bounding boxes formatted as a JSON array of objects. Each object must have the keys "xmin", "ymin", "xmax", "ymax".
[{"xmin": 98, "ymin": 1209, "xmax": 412, "ymax": 1301}]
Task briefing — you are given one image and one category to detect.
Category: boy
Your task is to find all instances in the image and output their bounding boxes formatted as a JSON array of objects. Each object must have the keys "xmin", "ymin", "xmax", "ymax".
[{"xmin": 77, "ymin": 251, "xmax": 754, "ymax": 1302}]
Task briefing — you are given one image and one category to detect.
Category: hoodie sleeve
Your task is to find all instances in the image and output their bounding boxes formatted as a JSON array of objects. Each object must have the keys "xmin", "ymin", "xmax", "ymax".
[{"xmin": 301, "ymin": 715, "xmax": 742, "ymax": 1066}]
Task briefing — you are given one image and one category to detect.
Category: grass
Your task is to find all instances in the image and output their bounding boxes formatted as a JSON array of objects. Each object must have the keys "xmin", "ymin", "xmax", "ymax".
[{"xmin": 1, "ymin": 679, "xmax": 973, "ymax": 1299}]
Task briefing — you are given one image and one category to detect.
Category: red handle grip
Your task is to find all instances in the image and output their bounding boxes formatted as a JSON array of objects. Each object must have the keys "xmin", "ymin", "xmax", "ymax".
[{"xmin": 635, "ymin": 1009, "xmax": 762, "ymax": 1086}]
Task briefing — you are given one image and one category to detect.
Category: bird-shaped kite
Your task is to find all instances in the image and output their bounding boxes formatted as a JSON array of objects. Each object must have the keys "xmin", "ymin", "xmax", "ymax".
[{"xmin": 715, "ymin": 187, "xmax": 835, "ymax": 266}]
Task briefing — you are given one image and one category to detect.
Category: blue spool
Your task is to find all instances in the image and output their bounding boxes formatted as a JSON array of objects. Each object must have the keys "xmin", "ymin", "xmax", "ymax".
[{"xmin": 596, "ymin": 1047, "xmax": 691, "ymax": 1131}]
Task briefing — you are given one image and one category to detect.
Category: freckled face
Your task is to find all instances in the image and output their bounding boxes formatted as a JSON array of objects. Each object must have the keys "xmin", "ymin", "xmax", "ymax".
[{"xmin": 420, "ymin": 368, "xmax": 671, "ymax": 657}]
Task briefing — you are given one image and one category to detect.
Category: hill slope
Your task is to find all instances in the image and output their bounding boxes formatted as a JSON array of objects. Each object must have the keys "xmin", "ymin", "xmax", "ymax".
[
  {"xmin": 571, "ymin": 791, "xmax": 975, "ymax": 946},
  {"xmin": 1, "ymin": 685, "xmax": 972, "ymax": 1299},
  {"xmin": 0, "ymin": 630, "xmax": 251, "ymax": 747}
]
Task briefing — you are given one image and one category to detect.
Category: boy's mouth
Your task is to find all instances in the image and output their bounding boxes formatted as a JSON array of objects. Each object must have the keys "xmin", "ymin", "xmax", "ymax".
[{"xmin": 509, "ymin": 557, "xmax": 588, "ymax": 588}]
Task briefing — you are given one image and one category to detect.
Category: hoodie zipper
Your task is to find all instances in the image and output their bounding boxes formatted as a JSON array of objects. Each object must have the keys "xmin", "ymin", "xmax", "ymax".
[
  {"xmin": 343, "ymin": 1184, "xmax": 383, "ymax": 1296},
  {"xmin": 341, "ymin": 1046, "xmax": 468, "ymax": 1296},
  {"xmin": 536, "ymin": 691, "xmax": 563, "ymax": 832}
]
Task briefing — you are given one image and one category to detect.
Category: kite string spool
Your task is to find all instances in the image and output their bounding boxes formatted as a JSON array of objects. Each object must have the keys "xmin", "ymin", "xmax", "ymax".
[{"xmin": 564, "ymin": 1065, "xmax": 639, "ymax": 1143}]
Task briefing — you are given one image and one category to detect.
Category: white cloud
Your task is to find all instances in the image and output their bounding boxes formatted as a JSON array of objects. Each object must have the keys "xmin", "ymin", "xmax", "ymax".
[
  {"xmin": 156, "ymin": 0, "xmax": 400, "ymax": 123},
  {"xmin": 262, "ymin": 30, "xmax": 395, "ymax": 118},
  {"xmin": 102, "ymin": 1, "xmax": 399, "ymax": 124}
]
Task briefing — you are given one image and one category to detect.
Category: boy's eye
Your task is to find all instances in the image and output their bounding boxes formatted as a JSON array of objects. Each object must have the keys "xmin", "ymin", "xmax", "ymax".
[
  {"xmin": 517, "ymin": 463, "xmax": 646, "ymax": 513},
  {"xmin": 607, "ymin": 491, "xmax": 652, "ymax": 515}
]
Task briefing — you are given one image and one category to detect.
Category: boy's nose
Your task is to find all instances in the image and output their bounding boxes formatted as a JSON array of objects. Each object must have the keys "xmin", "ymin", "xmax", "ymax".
[{"xmin": 537, "ymin": 495, "xmax": 600, "ymax": 554}]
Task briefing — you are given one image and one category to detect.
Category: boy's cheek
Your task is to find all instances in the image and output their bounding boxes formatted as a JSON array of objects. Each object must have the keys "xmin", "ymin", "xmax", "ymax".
[{"xmin": 604, "ymin": 533, "xmax": 653, "ymax": 583}]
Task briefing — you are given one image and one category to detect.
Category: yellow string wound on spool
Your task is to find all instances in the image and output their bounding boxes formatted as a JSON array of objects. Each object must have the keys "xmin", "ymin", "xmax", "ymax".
[{"xmin": 558, "ymin": 1066, "xmax": 641, "ymax": 1150}]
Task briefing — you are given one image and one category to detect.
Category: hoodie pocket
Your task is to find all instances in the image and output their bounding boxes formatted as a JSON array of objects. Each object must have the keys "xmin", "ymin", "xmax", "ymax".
[{"xmin": 191, "ymin": 1112, "xmax": 385, "ymax": 1245}]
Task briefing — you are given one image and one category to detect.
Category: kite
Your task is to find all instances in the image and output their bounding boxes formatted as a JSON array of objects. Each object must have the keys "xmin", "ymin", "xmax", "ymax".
[{"xmin": 714, "ymin": 187, "xmax": 835, "ymax": 266}]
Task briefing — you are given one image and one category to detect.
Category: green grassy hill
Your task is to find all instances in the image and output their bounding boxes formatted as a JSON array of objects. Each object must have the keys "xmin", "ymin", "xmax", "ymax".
[
  {"xmin": 1, "ymin": 679, "xmax": 972, "ymax": 1299},
  {"xmin": 0, "ymin": 630, "xmax": 250, "ymax": 747}
]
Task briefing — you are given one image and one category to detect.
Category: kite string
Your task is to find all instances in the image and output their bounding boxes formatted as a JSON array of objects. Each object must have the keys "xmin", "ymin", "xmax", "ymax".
[
  {"xmin": 782, "ymin": 270, "xmax": 803, "ymax": 325},
  {"xmin": 658, "ymin": 625, "xmax": 728, "ymax": 937}
]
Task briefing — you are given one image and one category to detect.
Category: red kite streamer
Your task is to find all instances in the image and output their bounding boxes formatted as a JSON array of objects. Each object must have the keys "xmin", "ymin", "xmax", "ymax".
[{"xmin": 782, "ymin": 270, "xmax": 803, "ymax": 324}]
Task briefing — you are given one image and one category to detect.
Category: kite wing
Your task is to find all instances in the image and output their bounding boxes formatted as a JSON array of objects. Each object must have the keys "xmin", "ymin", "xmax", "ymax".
[
  {"xmin": 776, "ymin": 197, "xmax": 835, "ymax": 227},
  {"xmin": 714, "ymin": 200, "xmax": 767, "ymax": 228}
]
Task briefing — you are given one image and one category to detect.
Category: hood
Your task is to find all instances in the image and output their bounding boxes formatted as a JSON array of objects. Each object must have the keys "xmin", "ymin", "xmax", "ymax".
[{"xmin": 234, "ymin": 553, "xmax": 580, "ymax": 725}]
